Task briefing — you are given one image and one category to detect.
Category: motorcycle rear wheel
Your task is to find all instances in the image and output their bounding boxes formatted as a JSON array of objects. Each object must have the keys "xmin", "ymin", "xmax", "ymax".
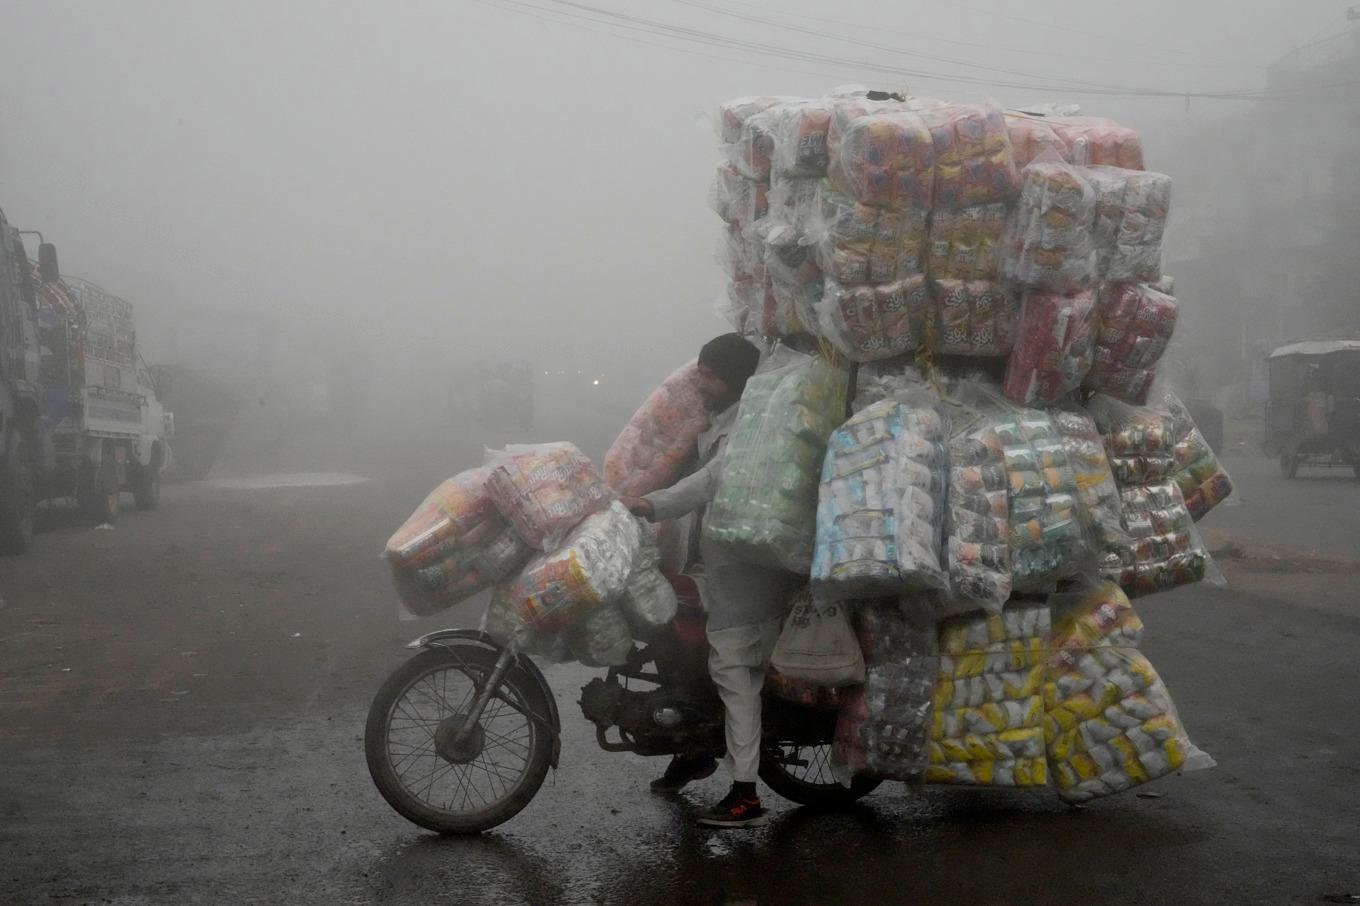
[
  {"xmin": 760, "ymin": 741, "xmax": 881, "ymax": 808},
  {"xmin": 365, "ymin": 645, "xmax": 554, "ymax": 834}
]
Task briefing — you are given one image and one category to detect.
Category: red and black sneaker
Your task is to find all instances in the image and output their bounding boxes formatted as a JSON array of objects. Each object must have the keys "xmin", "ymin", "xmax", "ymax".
[{"xmin": 695, "ymin": 783, "xmax": 767, "ymax": 829}]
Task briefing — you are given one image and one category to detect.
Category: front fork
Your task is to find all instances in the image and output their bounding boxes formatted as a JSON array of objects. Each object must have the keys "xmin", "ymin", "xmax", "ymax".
[{"xmin": 450, "ymin": 644, "xmax": 518, "ymax": 747}]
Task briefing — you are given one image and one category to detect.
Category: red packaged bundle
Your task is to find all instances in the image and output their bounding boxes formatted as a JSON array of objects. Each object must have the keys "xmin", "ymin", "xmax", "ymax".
[
  {"xmin": 817, "ymin": 275, "xmax": 930, "ymax": 362},
  {"xmin": 384, "ymin": 468, "xmax": 500, "ymax": 570},
  {"xmin": 931, "ymin": 279, "xmax": 1021, "ymax": 356},
  {"xmin": 720, "ymin": 95, "xmax": 801, "ymax": 144},
  {"xmin": 1003, "ymin": 290, "xmax": 1098, "ymax": 405},
  {"xmin": 1049, "ymin": 117, "xmax": 1145, "ymax": 170},
  {"xmin": 1086, "ymin": 283, "xmax": 1179, "ymax": 404},
  {"xmin": 1005, "ymin": 114, "xmax": 1072, "ymax": 169},
  {"xmin": 606, "ymin": 362, "xmax": 713, "ymax": 498},
  {"xmin": 487, "ymin": 443, "xmax": 614, "ymax": 550}
]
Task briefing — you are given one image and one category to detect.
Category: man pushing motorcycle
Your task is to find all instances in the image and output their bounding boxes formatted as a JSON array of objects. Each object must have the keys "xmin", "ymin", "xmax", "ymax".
[{"xmin": 621, "ymin": 333, "xmax": 796, "ymax": 829}]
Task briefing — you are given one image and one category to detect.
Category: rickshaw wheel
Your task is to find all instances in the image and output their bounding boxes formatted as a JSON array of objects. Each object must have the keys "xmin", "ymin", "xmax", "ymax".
[{"xmin": 1279, "ymin": 452, "xmax": 1299, "ymax": 479}]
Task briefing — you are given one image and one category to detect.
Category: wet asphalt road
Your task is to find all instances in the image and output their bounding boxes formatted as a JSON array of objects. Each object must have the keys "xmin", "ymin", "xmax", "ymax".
[{"xmin": 2, "ymin": 423, "xmax": 1359, "ymax": 906}]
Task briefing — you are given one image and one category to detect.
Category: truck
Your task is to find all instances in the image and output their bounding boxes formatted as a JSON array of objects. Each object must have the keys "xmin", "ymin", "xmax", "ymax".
[{"xmin": 33, "ymin": 269, "xmax": 173, "ymax": 524}]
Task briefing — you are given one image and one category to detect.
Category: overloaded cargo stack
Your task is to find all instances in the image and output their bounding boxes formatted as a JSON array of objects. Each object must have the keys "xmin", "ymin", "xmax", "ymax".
[{"xmin": 381, "ymin": 86, "xmax": 1234, "ymax": 805}]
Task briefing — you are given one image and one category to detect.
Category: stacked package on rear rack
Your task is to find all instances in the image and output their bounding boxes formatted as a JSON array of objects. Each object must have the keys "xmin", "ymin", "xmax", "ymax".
[{"xmin": 604, "ymin": 361, "xmax": 712, "ymax": 497}]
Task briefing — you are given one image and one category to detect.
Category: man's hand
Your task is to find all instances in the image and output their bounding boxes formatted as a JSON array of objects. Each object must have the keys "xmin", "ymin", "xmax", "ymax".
[{"xmin": 621, "ymin": 495, "xmax": 655, "ymax": 521}]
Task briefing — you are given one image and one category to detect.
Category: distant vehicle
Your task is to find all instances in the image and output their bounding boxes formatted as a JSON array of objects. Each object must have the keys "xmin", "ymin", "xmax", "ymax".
[
  {"xmin": 34, "ymin": 272, "xmax": 175, "ymax": 521},
  {"xmin": 1263, "ymin": 338, "xmax": 1360, "ymax": 479}
]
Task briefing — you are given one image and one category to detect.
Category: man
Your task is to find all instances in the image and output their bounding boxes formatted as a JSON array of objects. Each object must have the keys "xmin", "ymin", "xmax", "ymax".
[{"xmin": 622, "ymin": 333, "xmax": 795, "ymax": 829}]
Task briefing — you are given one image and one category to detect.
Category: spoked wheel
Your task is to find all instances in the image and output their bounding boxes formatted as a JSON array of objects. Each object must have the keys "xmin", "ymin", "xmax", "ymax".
[
  {"xmin": 365, "ymin": 645, "xmax": 555, "ymax": 834},
  {"xmin": 759, "ymin": 741, "xmax": 881, "ymax": 808}
]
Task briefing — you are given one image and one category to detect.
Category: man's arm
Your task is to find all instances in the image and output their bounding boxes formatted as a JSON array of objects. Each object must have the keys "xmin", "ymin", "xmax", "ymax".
[{"xmin": 640, "ymin": 445, "xmax": 726, "ymax": 522}]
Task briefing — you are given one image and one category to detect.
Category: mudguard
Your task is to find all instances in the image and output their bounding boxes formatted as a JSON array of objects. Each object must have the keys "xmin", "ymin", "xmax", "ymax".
[{"xmin": 406, "ymin": 628, "xmax": 562, "ymax": 768}]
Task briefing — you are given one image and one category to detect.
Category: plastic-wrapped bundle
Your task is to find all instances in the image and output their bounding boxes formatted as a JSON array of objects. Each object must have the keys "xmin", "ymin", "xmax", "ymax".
[
  {"xmin": 811, "ymin": 183, "xmax": 928, "ymax": 284},
  {"xmin": 1000, "ymin": 161, "xmax": 1099, "ymax": 292},
  {"xmin": 711, "ymin": 163, "xmax": 768, "ymax": 229},
  {"xmin": 481, "ymin": 586, "xmax": 572, "ymax": 661},
  {"xmin": 720, "ymin": 222, "xmax": 763, "ymax": 283},
  {"xmin": 1165, "ymin": 395, "xmax": 1234, "ymax": 521},
  {"xmin": 705, "ymin": 352, "xmax": 848, "ymax": 572},
  {"xmin": 1003, "ymin": 290, "xmax": 1098, "ymax": 406},
  {"xmin": 812, "ymin": 399, "xmax": 949, "ymax": 599},
  {"xmin": 385, "ymin": 469, "xmax": 534, "ymax": 616},
  {"xmin": 995, "ymin": 410, "xmax": 1090, "ymax": 592},
  {"xmin": 1087, "ymin": 167, "xmax": 1172, "ymax": 283},
  {"xmin": 771, "ymin": 99, "xmax": 834, "ymax": 177},
  {"xmin": 1085, "ymin": 283, "xmax": 1178, "ymax": 404},
  {"xmin": 766, "ymin": 667, "xmax": 844, "ymax": 709},
  {"xmin": 931, "ymin": 280, "xmax": 1020, "ymax": 357},
  {"xmin": 1049, "ymin": 116, "xmax": 1145, "ymax": 170},
  {"xmin": 1045, "ymin": 583, "xmax": 1214, "ymax": 802},
  {"xmin": 1004, "ymin": 114, "xmax": 1071, "ymax": 169},
  {"xmin": 616, "ymin": 531, "xmax": 678, "ymax": 637},
  {"xmin": 759, "ymin": 222, "xmax": 822, "ymax": 335},
  {"xmin": 1052, "ymin": 405, "xmax": 1126, "ymax": 551},
  {"xmin": 927, "ymin": 203, "xmax": 1007, "ymax": 281},
  {"xmin": 566, "ymin": 603, "xmax": 634, "ymax": 667},
  {"xmin": 1086, "ymin": 393, "xmax": 1177, "ymax": 485},
  {"xmin": 825, "ymin": 95, "xmax": 912, "ymax": 162},
  {"xmin": 487, "ymin": 443, "xmax": 614, "ymax": 551},
  {"xmin": 729, "ymin": 104, "xmax": 788, "ymax": 180},
  {"xmin": 945, "ymin": 424, "xmax": 1011, "ymax": 612},
  {"xmin": 817, "ymin": 276, "xmax": 930, "ymax": 363},
  {"xmin": 503, "ymin": 501, "xmax": 640, "ymax": 632},
  {"xmin": 720, "ymin": 95, "xmax": 803, "ymax": 144},
  {"xmin": 769, "ymin": 173, "xmax": 822, "ymax": 236},
  {"xmin": 828, "ymin": 111, "xmax": 936, "ymax": 209},
  {"xmin": 605, "ymin": 362, "xmax": 712, "ymax": 498},
  {"xmin": 833, "ymin": 599, "xmax": 939, "ymax": 783},
  {"xmin": 850, "ymin": 360, "xmax": 927, "ymax": 411},
  {"xmin": 923, "ymin": 104, "xmax": 1020, "ymax": 209},
  {"xmin": 1101, "ymin": 481, "xmax": 1210, "ymax": 597},
  {"xmin": 927, "ymin": 604, "xmax": 1051, "ymax": 787}
]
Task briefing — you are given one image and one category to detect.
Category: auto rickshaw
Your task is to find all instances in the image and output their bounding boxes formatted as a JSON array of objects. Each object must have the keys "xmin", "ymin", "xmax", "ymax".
[{"xmin": 1264, "ymin": 338, "xmax": 1360, "ymax": 478}]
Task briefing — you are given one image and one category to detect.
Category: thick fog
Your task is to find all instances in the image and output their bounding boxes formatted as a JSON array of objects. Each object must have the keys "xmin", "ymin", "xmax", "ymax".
[{"xmin": 0, "ymin": 0, "xmax": 1351, "ymax": 455}]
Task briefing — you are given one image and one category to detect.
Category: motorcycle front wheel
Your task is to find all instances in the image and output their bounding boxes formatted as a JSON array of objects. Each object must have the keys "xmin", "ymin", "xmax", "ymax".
[
  {"xmin": 760, "ymin": 741, "xmax": 881, "ymax": 809},
  {"xmin": 365, "ymin": 645, "xmax": 554, "ymax": 834}
]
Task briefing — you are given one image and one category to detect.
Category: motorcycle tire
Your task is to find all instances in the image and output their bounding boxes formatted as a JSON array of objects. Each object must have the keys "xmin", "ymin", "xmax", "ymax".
[
  {"xmin": 365, "ymin": 645, "xmax": 555, "ymax": 835},
  {"xmin": 759, "ymin": 741, "xmax": 881, "ymax": 809}
]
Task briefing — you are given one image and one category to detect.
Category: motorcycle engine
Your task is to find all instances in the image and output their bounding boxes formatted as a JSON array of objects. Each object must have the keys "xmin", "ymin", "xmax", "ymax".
[{"xmin": 578, "ymin": 677, "xmax": 724, "ymax": 757}]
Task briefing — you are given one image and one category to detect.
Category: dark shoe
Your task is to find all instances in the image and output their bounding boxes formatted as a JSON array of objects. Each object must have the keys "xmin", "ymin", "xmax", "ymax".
[
  {"xmin": 695, "ymin": 784, "xmax": 768, "ymax": 828},
  {"xmin": 650, "ymin": 756, "xmax": 718, "ymax": 794}
]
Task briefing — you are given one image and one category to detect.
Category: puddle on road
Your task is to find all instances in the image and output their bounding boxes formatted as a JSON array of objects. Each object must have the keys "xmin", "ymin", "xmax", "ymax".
[{"xmin": 204, "ymin": 472, "xmax": 371, "ymax": 490}]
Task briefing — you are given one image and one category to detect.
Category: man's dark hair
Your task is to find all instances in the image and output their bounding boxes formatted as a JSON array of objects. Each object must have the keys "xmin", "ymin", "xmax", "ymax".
[{"xmin": 698, "ymin": 333, "xmax": 761, "ymax": 394}]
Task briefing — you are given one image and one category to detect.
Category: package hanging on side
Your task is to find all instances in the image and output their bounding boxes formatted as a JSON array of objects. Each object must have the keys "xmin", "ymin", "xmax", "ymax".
[
  {"xmin": 605, "ymin": 361, "xmax": 712, "ymax": 498},
  {"xmin": 487, "ymin": 442, "xmax": 614, "ymax": 551},
  {"xmin": 1085, "ymin": 283, "xmax": 1178, "ymax": 404},
  {"xmin": 1003, "ymin": 289, "xmax": 1098, "ymax": 406},
  {"xmin": 770, "ymin": 588, "xmax": 865, "ymax": 687}
]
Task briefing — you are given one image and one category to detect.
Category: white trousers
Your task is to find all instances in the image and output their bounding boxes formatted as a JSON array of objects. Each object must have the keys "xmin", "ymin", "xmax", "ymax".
[{"xmin": 707, "ymin": 617, "xmax": 783, "ymax": 783}]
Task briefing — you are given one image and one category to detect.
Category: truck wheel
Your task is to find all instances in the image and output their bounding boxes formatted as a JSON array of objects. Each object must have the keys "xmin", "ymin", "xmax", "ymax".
[
  {"xmin": 0, "ymin": 432, "xmax": 36, "ymax": 554},
  {"xmin": 79, "ymin": 458, "xmax": 120, "ymax": 525},
  {"xmin": 133, "ymin": 452, "xmax": 161, "ymax": 511}
]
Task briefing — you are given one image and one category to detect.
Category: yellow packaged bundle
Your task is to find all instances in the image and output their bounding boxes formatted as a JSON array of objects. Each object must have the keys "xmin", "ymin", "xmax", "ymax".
[
  {"xmin": 928, "ymin": 603, "xmax": 1050, "ymax": 787},
  {"xmin": 1043, "ymin": 582, "xmax": 1214, "ymax": 802}
]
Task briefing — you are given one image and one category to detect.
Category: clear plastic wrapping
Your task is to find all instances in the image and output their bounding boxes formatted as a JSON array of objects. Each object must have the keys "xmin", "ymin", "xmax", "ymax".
[
  {"xmin": 487, "ymin": 442, "xmax": 614, "ymax": 551},
  {"xmin": 711, "ymin": 163, "xmax": 769, "ymax": 229},
  {"xmin": 931, "ymin": 280, "xmax": 1021, "ymax": 357},
  {"xmin": 1165, "ymin": 395, "xmax": 1234, "ymax": 520},
  {"xmin": 833, "ymin": 599, "xmax": 939, "ymax": 783},
  {"xmin": 817, "ymin": 276, "xmax": 931, "ymax": 362},
  {"xmin": 1002, "ymin": 289, "xmax": 1099, "ymax": 405},
  {"xmin": 811, "ymin": 182, "xmax": 929, "ymax": 284},
  {"xmin": 761, "ymin": 225, "xmax": 823, "ymax": 335},
  {"xmin": 945, "ymin": 422, "xmax": 1012, "ymax": 612},
  {"xmin": 1086, "ymin": 393, "xmax": 1177, "ymax": 485},
  {"xmin": 705, "ymin": 351, "xmax": 849, "ymax": 573},
  {"xmin": 771, "ymin": 99, "xmax": 834, "ymax": 177},
  {"xmin": 566, "ymin": 603, "xmax": 634, "ymax": 667},
  {"xmin": 720, "ymin": 95, "xmax": 803, "ymax": 145},
  {"xmin": 616, "ymin": 529, "xmax": 678, "ymax": 637},
  {"xmin": 812, "ymin": 399, "xmax": 950, "ymax": 600},
  {"xmin": 503, "ymin": 501, "xmax": 640, "ymax": 633},
  {"xmin": 926, "ymin": 203, "xmax": 1007, "ymax": 281},
  {"xmin": 1085, "ymin": 283, "xmax": 1178, "ymax": 404},
  {"xmin": 1045, "ymin": 582, "xmax": 1214, "ymax": 802},
  {"xmin": 1087, "ymin": 167, "xmax": 1172, "ymax": 283},
  {"xmin": 385, "ymin": 469, "xmax": 533, "ymax": 617},
  {"xmin": 1004, "ymin": 114, "xmax": 1071, "ymax": 169},
  {"xmin": 481, "ymin": 585, "xmax": 572, "ymax": 661},
  {"xmin": 1048, "ymin": 117, "xmax": 1145, "ymax": 170},
  {"xmin": 922, "ymin": 103, "xmax": 1020, "ymax": 209},
  {"xmin": 605, "ymin": 361, "xmax": 712, "ymax": 498},
  {"xmin": 828, "ymin": 110, "xmax": 936, "ymax": 209},
  {"xmin": 927, "ymin": 603, "xmax": 1051, "ymax": 787},
  {"xmin": 1052, "ymin": 405, "xmax": 1127, "ymax": 551},
  {"xmin": 850, "ymin": 360, "xmax": 927, "ymax": 411},
  {"xmin": 1100, "ymin": 481, "xmax": 1211, "ymax": 597},
  {"xmin": 1000, "ymin": 161, "xmax": 1099, "ymax": 292}
]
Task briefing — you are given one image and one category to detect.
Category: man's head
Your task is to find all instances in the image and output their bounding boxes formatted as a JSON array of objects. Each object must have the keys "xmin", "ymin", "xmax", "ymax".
[{"xmin": 695, "ymin": 333, "xmax": 761, "ymax": 412}]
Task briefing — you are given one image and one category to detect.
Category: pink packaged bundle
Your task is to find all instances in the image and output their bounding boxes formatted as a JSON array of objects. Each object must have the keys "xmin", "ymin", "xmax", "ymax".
[
  {"xmin": 931, "ymin": 280, "xmax": 1021, "ymax": 356},
  {"xmin": 719, "ymin": 95, "xmax": 802, "ymax": 144},
  {"xmin": 1005, "ymin": 114, "xmax": 1071, "ymax": 169},
  {"xmin": 927, "ymin": 203, "xmax": 1008, "ymax": 281},
  {"xmin": 487, "ymin": 443, "xmax": 615, "ymax": 550},
  {"xmin": 1049, "ymin": 117, "xmax": 1145, "ymax": 170},
  {"xmin": 817, "ymin": 275, "xmax": 930, "ymax": 362},
  {"xmin": 1085, "ymin": 283, "xmax": 1179, "ymax": 404},
  {"xmin": 829, "ymin": 111, "xmax": 936, "ymax": 209},
  {"xmin": 924, "ymin": 104, "xmax": 1020, "ymax": 209},
  {"xmin": 812, "ymin": 183, "xmax": 928, "ymax": 284},
  {"xmin": 605, "ymin": 362, "xmax": 713, "ymax": 498},
  {"xmin": 1003, "ymin": 290, "xmax": 1099, "ymax": 405}
]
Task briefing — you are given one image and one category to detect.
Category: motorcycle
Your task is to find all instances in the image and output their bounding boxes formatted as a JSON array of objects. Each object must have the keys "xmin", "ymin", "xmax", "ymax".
[{"xmin": 364, "ymin": 590, "xmax": 880, "ymax": 835}]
